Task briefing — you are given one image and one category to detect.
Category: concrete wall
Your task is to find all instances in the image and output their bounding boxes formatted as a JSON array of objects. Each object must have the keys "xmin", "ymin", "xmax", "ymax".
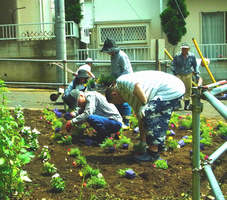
[{"xmin": 0, "ymin": 38, "xmax": 80, "ymax": 84}]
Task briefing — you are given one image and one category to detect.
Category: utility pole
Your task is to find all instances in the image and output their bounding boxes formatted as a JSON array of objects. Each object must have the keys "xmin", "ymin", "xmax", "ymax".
[{"xmin": 54, "ymin": 0, "xmax": 67, "ymax": 83}]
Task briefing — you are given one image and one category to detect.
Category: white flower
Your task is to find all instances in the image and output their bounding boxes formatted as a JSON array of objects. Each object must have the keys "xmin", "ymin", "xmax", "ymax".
[
  {"xmin": 43, "ymin": 145, "xmax": 49, "ymax": 149},
  {"xmin": 177, "ymin": 145, "xmax": 181, "ymax": 149},
  {"xmin": 52, "ymin": 173, "xmax": 59, "ymax": 178},
  {"xmin": 20, "ymin": 171, "xmax": 32, "ymax": 182},
  {"xmin": 32, "ymin": 128, "xmax": 40, "ymax": 134},
  {"xmin": 98, "ymin": 173, "xmax": 103, "ymax": 178}
]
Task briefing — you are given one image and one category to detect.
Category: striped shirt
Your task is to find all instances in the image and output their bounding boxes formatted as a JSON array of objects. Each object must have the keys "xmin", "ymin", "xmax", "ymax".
[
  {"xmin": 71, "ymin": 91, "xmax": 122, "ymax": 124},
  {"xmin": 116, "ymin": 70, "xmax": 185, "ymax": 116}
]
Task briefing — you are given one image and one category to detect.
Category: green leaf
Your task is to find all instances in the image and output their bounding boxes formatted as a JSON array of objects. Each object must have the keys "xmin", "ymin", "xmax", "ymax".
[{"xmin": 0, "ymin": 158, "xmax": 5, "ymax": 165}]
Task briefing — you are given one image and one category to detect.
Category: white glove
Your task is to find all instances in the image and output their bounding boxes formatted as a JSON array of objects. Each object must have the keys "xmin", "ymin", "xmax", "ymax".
[{"xmin": 138, "ymin": 104, "xmax": 149, "ymax": 119}]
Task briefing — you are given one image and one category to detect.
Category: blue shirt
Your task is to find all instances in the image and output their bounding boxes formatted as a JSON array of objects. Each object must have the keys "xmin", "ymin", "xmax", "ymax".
[
  {"xmin": 111, "ymin": 50, "xmax": 133, "ymax": 78},
  {"xmin": 171, "ymin": 51, "xmax": 199, "ymax": 75}
]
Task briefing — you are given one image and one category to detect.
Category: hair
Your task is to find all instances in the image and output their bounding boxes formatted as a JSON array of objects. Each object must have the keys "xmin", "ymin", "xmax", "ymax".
[
  {"xmin": 105, "ymin": 85, "xmax": 117, "ymax": 102},
  {"xmin": 75, "ymin": 77, "xmax": 89, "ymax": 85}
]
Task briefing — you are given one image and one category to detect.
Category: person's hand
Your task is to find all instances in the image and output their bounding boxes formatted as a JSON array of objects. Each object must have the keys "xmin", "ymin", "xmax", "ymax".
[
  {"xmin": 138, "ymin": 104, "xmax": 149, "ymax": 119},
  {"xmin": 171, "ymin": 68, "xmax": 177, "ymax": 76},
  {"xmin": 64, "ymin": 112, "xmax": 73, "ymax": 120},
  {"xmin": 195, "ymin": 74, "xmax": 200, "ymax": 81},
  {"xmin": 65, "ymin": 121, "xmax": 72, "ymax": 132}
]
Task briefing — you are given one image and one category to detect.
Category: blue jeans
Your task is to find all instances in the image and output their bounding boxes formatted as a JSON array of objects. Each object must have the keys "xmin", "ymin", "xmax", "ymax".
[{"xmin": 87, "ymin": 115, "xmax": 122, "ymax": 136}]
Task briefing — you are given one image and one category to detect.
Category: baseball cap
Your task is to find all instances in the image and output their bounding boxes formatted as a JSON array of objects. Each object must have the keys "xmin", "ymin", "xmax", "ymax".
[{"xmin": 181, "ymin": 42, "xmax": 190, "ymax": 48}]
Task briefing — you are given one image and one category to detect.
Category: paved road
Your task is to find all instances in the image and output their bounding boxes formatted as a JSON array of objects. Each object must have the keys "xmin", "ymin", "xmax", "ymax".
[{"xmin": 5, "ymin": 87, "xmax": 227, "ymax": 121}]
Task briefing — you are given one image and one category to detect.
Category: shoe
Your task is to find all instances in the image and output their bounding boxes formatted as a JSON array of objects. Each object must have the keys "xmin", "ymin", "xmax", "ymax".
[
  {"xmin": 158, "ymin": 144, "xmax": 167, "ymax": 152},
  {"xmin": 184, "ymin": 100, "xmax": 190, "ymax": 110},
  {"xmin": 122, "ymin": 124, "xmax": 129, "ymax": 130},
  {"xmin": 174, "ymin": 101, "xmax": 182, "ymax": 111},
  {"xmin": 133, "ymin": 150, "xmax": 160, "ymax": 162}
]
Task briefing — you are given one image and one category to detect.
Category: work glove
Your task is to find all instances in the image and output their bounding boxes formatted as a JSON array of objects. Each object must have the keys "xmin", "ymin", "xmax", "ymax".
[
  {"xmin": 64, "ymin": 112, "xmax": 73, "ymax": 120},
  {"xmin": 65, "ymin": 121, "xmax": 72, "ymax": 132},
  {"xmin": 138, "ymin": 104, "xmax": 149, "ymax": 119}
]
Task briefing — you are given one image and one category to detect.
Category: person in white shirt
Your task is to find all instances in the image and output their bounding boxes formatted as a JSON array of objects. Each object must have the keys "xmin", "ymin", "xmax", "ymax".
[
  {"xmin": 105, "ymin": 70, "xmax": 185, "ymax": 162},
  {"xmin": 75, "ymin": 58, "xmax": 95, "ymax": 78}
]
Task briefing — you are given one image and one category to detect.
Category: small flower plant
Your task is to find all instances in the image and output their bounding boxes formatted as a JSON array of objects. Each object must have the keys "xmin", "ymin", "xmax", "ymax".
[
  {"xmin": 153, "ymin": 159, "xmax": 168, "ymax": 169},
  {"xmin": 50, "ymin": 133, "xmax": 62, "ymax": 141},
  {"xmin": 166, "ymin": 136, "xmax": 179, "ymax": 150},
  {"xmin": 67, "ymin": 148, "xmax": 81, "ymax": 157},
  {"xmin": 57, "ymin": 135, "xmax": 72, "ymax": 145},
  {"xmin": 43, "ymin": 162, "xmax": 57, "ymax": 174},
  {"xmin": 50, "ymin": 173, "xmax": 65, "ymax": 192},
  {"xmin": 14, "ymin": 105, "xmax": 25, "ymax": 127},
  {"xmin": 79, "ymin": 165, "xmax": 100, "ymax": 177},
  {"xmin": 116, "ymin": 135, "xmax": 132, "ymax": 148},
  {"xmin": 73, "ymin": 155, "xmax": 87, "ymax": 167},
  {"xmin": 133, "ymin": 142, "xmax": 145, "ymax": 154},
  {"xmin": 117, "ymin": 168, "xmax": 132, "ymax": 177},
  {"xmin": 38, "ymin": 145, "xmax": 51, "ymax": 161},
  {"xmin": 86, "ymin": 174, "xmax": 107, "ymax": 189},
  {"xmin": 100, "ymin": 137, "xmax": 116, "ymax": 148},
  {"xmin": 217, "ymin": 124, "xmax": 227, "ymax": 137},
  {"xmin": 130, "ymin": 114, "xmax": 138, "ymax": 129}
]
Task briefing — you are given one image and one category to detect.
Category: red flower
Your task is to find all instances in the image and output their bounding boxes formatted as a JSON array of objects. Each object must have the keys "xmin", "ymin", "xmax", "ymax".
[
  {"xmin": 65, "ymin": 136, "xmax": 68, "ymax": 139},
  {"xmin": 47, "ymin": 121, "xmax": 49, "ymax": 123},
  {"xmin": 68, "ymin": 149, "xmax": 71, "ymax": 151},
  {"xmin": 116, "ymin": 132, "xmax": 120, "ymax": 135},
  {"xmin": 73, "ymin": 162, "xmax": 77, "ymax": 166},
  {"xmin": 83, "ymin": 183, "xmax": 86, "ymax": 187},
  {"xmin": 69, "ymin": 134, "xmax": 71, "ymax": 136}
]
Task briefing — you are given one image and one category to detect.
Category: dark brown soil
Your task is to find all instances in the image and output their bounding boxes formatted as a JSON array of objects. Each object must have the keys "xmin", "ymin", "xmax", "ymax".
[{"xmin": 16, "ymin": 109, "xmax": 227, "ymax": 200}]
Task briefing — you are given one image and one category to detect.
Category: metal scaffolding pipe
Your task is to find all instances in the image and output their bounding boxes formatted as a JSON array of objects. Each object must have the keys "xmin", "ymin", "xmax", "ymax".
[
  {"xmin": 202, "ymin": 91, "xmax": 227, "ymax": 120},
  {"xmin": 203, "ymin": 165, "xmax": 225, "ymax": 200},
  {"xmin": 191, "ymin": 87, "xmax": 202, "ymax": 200},
  {"xmin": 209, "ymin": 84, "xmax": 227, "ymax": 96},
  {"xmin": 209, "ymin": 141, "xmax": 227, "ymax": 164}
]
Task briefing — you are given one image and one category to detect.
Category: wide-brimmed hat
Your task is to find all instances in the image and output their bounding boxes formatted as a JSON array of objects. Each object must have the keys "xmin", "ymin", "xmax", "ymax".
[
  {"xmin": 77, "ymin": 69, "xmax": 90, "ymax": 78},
  {"xmin": 101, "ymin": 38, "xmax": 120, "ymax": 53},
  {"xmin": 181, "ymin": 42, "xmax": 190, "ymax": 48},
  {"xmin": 65, "ymin": 89, "xmax": 80, "ymax": 109}
]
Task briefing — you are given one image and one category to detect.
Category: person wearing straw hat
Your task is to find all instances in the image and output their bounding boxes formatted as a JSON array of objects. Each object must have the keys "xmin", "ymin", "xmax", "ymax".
[
  {"xmin": 171, "ymin": 42, "xmax": 199, "ymax": 110},
  {"xmin": 62, "ymin": 69, "xmax": 91, "ymax": 107},
  {"xmin": 64, "ymin": 89, "xmax": 122, "ymax": 143},
  {"xmin": 101, "ymin": 38, "xmax": 133, "ymax": 129}
]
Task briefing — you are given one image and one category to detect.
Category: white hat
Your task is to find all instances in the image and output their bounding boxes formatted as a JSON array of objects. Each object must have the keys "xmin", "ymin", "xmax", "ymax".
[{"xmin": 86, "ymin": 58, "xmax": 93, "ymax": 62}]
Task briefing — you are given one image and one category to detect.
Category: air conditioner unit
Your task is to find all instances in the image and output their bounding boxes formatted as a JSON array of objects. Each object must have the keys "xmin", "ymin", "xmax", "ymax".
[{"xmin": 81, "ymin": 27, "xmax": 90, "ymax": 44}]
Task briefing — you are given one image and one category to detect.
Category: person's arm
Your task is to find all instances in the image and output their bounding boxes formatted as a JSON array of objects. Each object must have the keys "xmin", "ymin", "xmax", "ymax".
[
  {"xmin": 119, "ymin": 55, "xmax": 133, "ymax": 77},
  {"xmin": 64, "ymin": 80, "xmax": 74, "ymax": 96},
  {"xmin": 192, "ymin": 56, "xmax": 199, "ymax": 74},
  {"xmin": 132, "ymin": 83, "xmax": 147, "ymax": 105}
]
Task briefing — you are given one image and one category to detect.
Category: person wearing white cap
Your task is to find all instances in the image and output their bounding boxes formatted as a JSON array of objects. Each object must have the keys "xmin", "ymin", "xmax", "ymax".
[
  {"xmin": 75, "ymin": 58, "xmax": 95, "ymax": 78},
  {"xmin": 171, "ymin": 42, "xmax": 199, "ymax": 110}
]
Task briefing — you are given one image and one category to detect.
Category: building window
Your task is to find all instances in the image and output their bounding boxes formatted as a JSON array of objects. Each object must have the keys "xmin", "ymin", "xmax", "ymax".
[
  {"xmin": 202, "ymin": 12, "xmax": 227, "ymax": 58},
  {"xmin": 99, "ymin": 25, "xmax": 147, "ymax": 44}
]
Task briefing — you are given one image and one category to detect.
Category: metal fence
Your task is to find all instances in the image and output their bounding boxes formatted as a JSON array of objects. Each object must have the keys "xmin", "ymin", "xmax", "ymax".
[{"xmin": 0, "ymin": 21, "xmax": 79, "ymax": 40}]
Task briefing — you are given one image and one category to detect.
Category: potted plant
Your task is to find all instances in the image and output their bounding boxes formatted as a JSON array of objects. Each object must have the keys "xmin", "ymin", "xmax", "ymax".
[
  {"xmin": 116, "ymin": 136, "xmax": 132, "ymax": 149},
  {"xmin": 100, "ymin": 137, "xmax": 116, "ymax": 153}
]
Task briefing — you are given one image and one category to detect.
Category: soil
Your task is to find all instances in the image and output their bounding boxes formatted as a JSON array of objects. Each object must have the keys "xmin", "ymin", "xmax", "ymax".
[{"xmin": 12, "ymin": 109, "xmax": 227, "ymax": 200}]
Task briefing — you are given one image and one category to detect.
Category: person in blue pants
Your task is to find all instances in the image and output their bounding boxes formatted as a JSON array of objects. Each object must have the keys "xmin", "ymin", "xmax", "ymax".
[
  {"xmin": 101, "ymin": 38, "xmax": 133, "ymax": 129},
  {"xmin": 64, "ymin": 89, "xmax": 122, "ymax": 143}
]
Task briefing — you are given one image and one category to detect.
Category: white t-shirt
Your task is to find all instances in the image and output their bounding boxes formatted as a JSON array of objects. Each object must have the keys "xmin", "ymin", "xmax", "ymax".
[
  {"xmin": 116, "ymin": 70, "xmax": 185, "ymax": 115},
  {"xmin": 75, "ymin": 64, "xmax": 95, "ymax": 77}
]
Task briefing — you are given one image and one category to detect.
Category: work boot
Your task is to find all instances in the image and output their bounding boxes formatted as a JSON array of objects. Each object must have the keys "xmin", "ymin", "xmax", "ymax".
[
  {"xmin": 184, "ymin": 100, "xmax": 190, "ymax": 110},
  {"xmin": 174, "ymin": 101, "xmax": 182, "ymax": 111}
]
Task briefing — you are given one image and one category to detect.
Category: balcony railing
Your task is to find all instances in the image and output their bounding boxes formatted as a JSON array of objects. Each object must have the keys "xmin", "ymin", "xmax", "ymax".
[
  {"xmin": 0, "ymin": 21, "xmax": 79, "ymax": 40},
  {"xmin": 75, "ymin": 44, "xmax": 227, "ymax": 61}
]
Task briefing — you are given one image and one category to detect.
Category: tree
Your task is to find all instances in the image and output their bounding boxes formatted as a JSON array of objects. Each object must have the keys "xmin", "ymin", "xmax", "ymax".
[
  {"xmin": 160, "ymin": 0, "xmax": 189, "ymax": 46},
  {"xmin": 65, "ymin": 0, "xmax": 83, "ymax": 25}
]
